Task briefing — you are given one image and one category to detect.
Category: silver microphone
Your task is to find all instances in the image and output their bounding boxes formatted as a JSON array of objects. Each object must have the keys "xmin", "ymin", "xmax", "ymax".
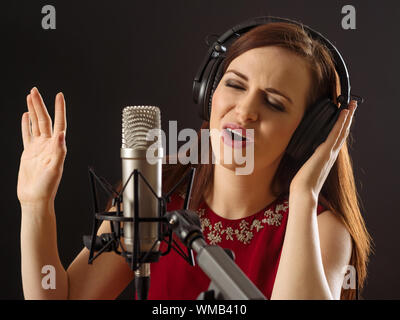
[{"xmin": 121, "ymin": 106, "xmax": 163, "ymax": 299}]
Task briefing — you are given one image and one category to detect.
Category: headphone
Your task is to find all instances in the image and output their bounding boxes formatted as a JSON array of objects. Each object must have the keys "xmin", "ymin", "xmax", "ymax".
[{"xmin": 192, "ymin": 16, "xmax": 363, "ymax": 165}]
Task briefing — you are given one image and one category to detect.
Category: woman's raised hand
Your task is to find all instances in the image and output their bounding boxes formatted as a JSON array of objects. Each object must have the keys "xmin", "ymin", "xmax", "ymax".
[
  {"xmin": 289, "ymin": 100, "xmax": 358, "ymax": 198},
  {"xmin": 17, "ymin": 87, "xmax": 67, "ymax": 207}
]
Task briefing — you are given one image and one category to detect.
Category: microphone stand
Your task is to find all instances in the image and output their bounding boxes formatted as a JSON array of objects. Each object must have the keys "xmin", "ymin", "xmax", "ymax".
[
  {"xmin": 84, "ymin": 165, "xmax": 198, "ymax": 299},
  {"xmin": 83, "ymin": 165, "xmax": 265, "ymax": 300},
  {"xmin": 165, "ymin": 210, "xmax": 267, "ymax": 300}
]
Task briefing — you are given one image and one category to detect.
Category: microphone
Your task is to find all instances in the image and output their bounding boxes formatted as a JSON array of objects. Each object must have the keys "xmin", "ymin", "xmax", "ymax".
[{"xmin": 121, "ymin": 105, "xmax": 163, "ymax": 300}]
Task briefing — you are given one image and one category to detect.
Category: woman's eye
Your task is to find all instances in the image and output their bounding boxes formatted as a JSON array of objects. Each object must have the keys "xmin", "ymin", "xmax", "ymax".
[
  {"xmin": 264, "ymin": 98, "xmax": 285, "ymax": 112},
  {"xmin": 224, "ymin": 80, "xmax": 285, "ymax": 112},
  {"xmin": 224, "ymin": 81, "xmax": 244, "ymax": 90}
]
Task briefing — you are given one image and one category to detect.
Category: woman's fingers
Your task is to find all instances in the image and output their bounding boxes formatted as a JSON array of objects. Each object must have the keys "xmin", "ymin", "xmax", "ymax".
[
  {"xmin": 53, "ymin": 92, "xmax": 67, "ymax": 134},
  {"xmin": 21, "ymin": 112, "xmax": 31, "ymax": 149},
  {"xmin": 30, "ymin": 87, "xmax": 53, "ymax": 138},
  {"xmin": 321, "ymin": 106, "xmax": 348, "ymax": 154},
  {"xmin": 25, "ymin": 87, "xmax": 67, "ymax": 142},
  {"xmin": 333, "ymin": 101, "xmax": 357, "ymax": 152},
  {"xmin": 27, "ymin": 94, "xmax": 40, "ymax": 136}
]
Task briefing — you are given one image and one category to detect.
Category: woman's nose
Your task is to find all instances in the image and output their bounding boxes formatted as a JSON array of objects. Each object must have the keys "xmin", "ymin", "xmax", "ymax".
[{"xmin": 235, "ymin": 93, "xmax": 259, "ymax": 123}]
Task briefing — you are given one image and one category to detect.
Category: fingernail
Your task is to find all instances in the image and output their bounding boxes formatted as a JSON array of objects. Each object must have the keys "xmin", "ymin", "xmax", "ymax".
[{"xmin": 31, "ymin": 87, "xmax": 37, "ymax": 93}]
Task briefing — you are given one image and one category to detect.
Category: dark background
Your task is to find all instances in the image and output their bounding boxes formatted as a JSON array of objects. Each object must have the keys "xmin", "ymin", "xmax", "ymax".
[{"xmin": 1, "ymin": 0, "xmax": 398, "ymax": 299}]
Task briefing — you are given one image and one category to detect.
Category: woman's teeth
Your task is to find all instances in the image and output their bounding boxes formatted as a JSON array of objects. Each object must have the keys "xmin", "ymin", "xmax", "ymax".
[{"xmin": 226, "ymin": 128, "xmax": 247, "ymax": 141}]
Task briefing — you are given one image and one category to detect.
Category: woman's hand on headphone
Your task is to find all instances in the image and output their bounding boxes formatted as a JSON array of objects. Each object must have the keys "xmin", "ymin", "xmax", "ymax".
[
  {"xmin": 289, "ymin": 100, "xmax": 358, "ymax": 199},
  {"xmin": 17, "ymin": 87, "xmax": 67, "ymax": 208}
]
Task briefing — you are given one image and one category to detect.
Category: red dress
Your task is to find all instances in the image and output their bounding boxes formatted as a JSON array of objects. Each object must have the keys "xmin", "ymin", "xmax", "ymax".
[{"xmin": 147, "ymin": 192, "xmax": 327, "ymax": 300}]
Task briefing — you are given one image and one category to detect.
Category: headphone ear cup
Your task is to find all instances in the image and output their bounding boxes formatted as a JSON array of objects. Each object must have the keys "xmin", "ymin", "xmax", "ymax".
[
  {"xmin": 201, "ymin": 57, "xmax": 224, "ymax": 121},
  {"xmin": 286, "ymin": 98, "xmax": 339, "ymax": 164}
]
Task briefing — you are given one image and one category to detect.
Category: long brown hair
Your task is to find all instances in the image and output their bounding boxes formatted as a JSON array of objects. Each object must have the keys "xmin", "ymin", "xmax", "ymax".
[{"xmin": 107, "ymin": 22, "xmax": 372, "ymax": 299}]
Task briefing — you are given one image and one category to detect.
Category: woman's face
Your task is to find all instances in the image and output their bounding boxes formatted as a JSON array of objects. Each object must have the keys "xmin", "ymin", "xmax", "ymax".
[{"xmin": 209, "ymin": 46, "xmax": 312, "ymax": 174}]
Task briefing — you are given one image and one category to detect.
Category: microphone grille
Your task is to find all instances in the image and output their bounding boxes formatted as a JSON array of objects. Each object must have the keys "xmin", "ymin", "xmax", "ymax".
[{"xmin": 122, "ymin": 106, "xmax": 161, "ymax": 149}]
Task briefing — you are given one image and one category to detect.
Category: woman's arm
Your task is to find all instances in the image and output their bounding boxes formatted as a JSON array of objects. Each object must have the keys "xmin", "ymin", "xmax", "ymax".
[
  {"xmin": 18, "ymin": 88, "xmax": 69, "ymax": 299},
  {"xmin": 20, "ymin": 202, "xmax": 69, "ymax": 299},
  {"xmin": 18, "ymin": 88, "xmax": 133, "ymax": 299},
  {"xmin": 66, "ymin": 207, "xmax": 135, "ymax": 300},
  {"xmin": 270, "ymin": 192, "xmax": 352, "ymax": 300},
  {"xmin": 21, "ymin": 202, "xmax": 134, "ymax": 300},
  {"xmin": 271, "ymin": 101, "xmax": 357, "ymax": 299}
]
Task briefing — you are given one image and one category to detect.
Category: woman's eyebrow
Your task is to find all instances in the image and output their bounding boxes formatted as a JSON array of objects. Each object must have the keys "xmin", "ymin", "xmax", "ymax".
[{"xmin": 225, "ymin": 69, "xmax": 293, "ymax": 104}]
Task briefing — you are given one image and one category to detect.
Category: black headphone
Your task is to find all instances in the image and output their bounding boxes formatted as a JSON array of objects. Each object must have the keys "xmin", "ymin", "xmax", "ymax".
[{"xmin": 192, "ymin": 16, "xmax": 363, "ymax": 164}]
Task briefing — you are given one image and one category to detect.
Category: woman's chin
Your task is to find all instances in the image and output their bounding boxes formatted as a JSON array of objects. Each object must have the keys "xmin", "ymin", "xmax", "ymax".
[{"xmin": 215, "ymin": 158, "xmax": 253, "ymax": 173}]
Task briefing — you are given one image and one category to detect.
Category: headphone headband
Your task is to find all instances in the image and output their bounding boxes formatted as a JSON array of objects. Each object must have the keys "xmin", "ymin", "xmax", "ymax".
[{"xmin": 193, "ymin": 16, "xmax": 352, "ymax": 115}]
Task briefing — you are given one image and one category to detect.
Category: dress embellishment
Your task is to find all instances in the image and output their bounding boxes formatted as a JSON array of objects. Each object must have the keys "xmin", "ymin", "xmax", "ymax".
[{"xmin": 195, "ymin": 199, "xmax": 289, "ymax": 245}]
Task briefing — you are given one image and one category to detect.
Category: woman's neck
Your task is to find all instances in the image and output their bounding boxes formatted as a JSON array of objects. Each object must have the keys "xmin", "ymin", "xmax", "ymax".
[{"xmin": 204, "ymin": 163, "xmax": 280, "ymax": 220}]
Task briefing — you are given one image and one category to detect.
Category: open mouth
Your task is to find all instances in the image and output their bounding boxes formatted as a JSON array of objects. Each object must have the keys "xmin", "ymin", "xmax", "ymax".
[
  {"xmin": 225, "ymin": 127, "xmax": 248, "ymax": 142},
  {"xmin": 221, "ymin": 127, "xmax": 253, "ymax": 149}
]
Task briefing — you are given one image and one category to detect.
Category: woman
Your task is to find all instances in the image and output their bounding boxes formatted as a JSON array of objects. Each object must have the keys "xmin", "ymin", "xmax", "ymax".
[{"xmin": 17, "ymin": 21, "xmax": 371, "ymax": 300}]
